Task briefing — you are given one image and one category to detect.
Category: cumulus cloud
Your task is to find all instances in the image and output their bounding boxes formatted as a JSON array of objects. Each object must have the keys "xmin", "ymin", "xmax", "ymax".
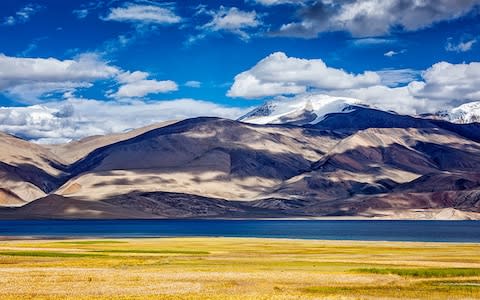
[
  {"xmin": 2, "ymin": 3, "xmax": 43, "ymax": 26},
  {"xmin": 331, "ymin": 63, "xmax": 480, "ymax": 113},
  {"xmin": 228, "ymin": 52, "xmax": 380, "ymax": 98},
  {"xmin": 228, "ymin": 52, "xmax": 480, "ymax": 115},
  {"xmin": 193, "ymin": 6, "xmax": 262, "ymax": 41},
  {"xmin": 114, "ymin": 80, "xmax": 178, "ymax": 98},
  {"xmin": 0, "ymin": 53, "xmax": 180, "ymax": 103},
  {"xmin": 271, "ymin": 0, "xmax": 480, "ymax": 38},
  {"xmin": 413, "ymin": 61, "xmax": 480, "ymax": 101},
  {"xmin": 112, "ymin": 71, "xmax": 178, "ymax": 98},
  {"xmin": 0, "ymin": 53, "xmax": 118, "ymax": 88},
  {"xmin": 103, "ymin": 3, "xmax": 181, "ymax": 24},
  {"xmin": 445, "ymin": 38, "xmax": 477, "ymax": 52},
  {"xmin": 0, "ymin": 53, "xmax": 119, "ymax": 103},
  {"xmin": 0, "ymin": 98, "xmax": 250, "ymax": 143},
  {"xmin": 326, "ymin": 85, "xmax": 429, "ymax": 115}
]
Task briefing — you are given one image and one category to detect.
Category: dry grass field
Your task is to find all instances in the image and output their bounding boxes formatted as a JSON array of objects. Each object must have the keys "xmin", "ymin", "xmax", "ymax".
[{"xmin": 0, "ymin": 237, "xmax": 479, "ymax": 299}]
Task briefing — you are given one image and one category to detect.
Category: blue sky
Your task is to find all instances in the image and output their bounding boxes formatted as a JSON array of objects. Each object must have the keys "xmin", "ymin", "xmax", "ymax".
[{"xmin": 0, "ymin": 0, "xmax": 479, "ymax": 142}]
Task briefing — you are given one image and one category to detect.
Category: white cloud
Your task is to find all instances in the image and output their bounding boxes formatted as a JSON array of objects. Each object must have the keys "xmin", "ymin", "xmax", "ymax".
[
  {"xmin": 384, "ymin": 49, "xmax": 407, "ymax": 58},
  {"xmin": 0, "ymin": 54, "xmax": 180, "ymax": 102},
  {"xmin": 103, "ymin": 3, "xmax": 181, "ymax": 24},
  {"xmin": 116, "ymin": 71, "xmax": 149, "ymax": 83},
  {"xmin": 228, "ymin": 72, "xmax": 306, "ymax": 98},
  {"xmin": 328, "ymin": 85, "xmax": 431, "ymax": 115},
  {"xmin": 2, "ymin": 3, "xmax": 43, "ymax": 26},
  {"xmin": 228, "ymin": 52, "xmax": 381, "ymax": 98},
  {"xmin": 345, "ymin": 62, "xmax": 480, "ymax": 114},
  {"xmin": 112, "ymin": 71, "xmax": 178, "ymax": 98},
  {"xmin": 229, "ymin": 52, "xmax": 480, "ymax": 115},
  {"xmin": 185, "ymin": 81, "xmax": 201, "ymax": 88},
  {"xmin": 0, "ymin": 98, "xmax": 250, "ymax": 143},
  {"xmin": 273, "ymin": 0, "xmax": 480, "ymax": 38},
  {"xmin": 195, "ymin": 6, "xmax": 262, "ymax": 41},
  {"xmin": 445, "ymin": 38, "xmax": 477, "ymax": 52},
  {"xmin": 0, "ymin": 53, "xmax": 118, "ymax": 88},
  {"xmin": 114, "ymin": 80, "xmax": 178, "ymax": 98},
  {"xmin": 0, "ymin": 53, "xmax": 119, "ymax": 103},
  {"xmin": 384, "ymin": 50, "xmax": 398, "ymax": 57},
  {"xmin": 414, "ymin": 61, "xmax": 480, "ymax": 101}
]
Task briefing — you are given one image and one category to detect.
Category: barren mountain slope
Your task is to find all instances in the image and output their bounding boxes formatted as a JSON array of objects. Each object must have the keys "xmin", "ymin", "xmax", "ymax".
[
  {"xmin": 56, "ymin": 117, "xmax": 343, "ymax": 201},
  {"xmin": 268, "ymin": 116, "xmax": 480, "ymax": 206},
  {"xmin": 2, "ymin": 105, "xmax": 480, "ymax": 219},
  {"xmin": 0, "ymin": 132, "xmax": 65, "ymax": 203},
  {"xmin": 0, "ymin": 194, "xmax": 158, "ymax": 219},
  {"xmin": 0, "ymin": 188, "xmax": 25, "ymax": 207},
  {"xmin": 45, "ymin": 120, "xmax": 179, "ymax": 164}
]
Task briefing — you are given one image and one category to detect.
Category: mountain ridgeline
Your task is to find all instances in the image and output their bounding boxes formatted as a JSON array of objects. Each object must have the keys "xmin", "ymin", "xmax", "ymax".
[{"xmin": 1, "ymin": 96, "xmax": 480, "ymax": 220}]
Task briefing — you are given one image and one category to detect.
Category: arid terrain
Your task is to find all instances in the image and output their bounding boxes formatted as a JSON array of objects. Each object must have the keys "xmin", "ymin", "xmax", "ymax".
[{"xmin": 1, "ymin": 104, "xmax": 480, "ymax": 219}]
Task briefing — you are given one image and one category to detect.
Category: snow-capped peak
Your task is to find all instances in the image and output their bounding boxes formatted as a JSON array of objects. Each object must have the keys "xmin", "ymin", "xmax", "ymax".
[
  {"xmin": 435, "ymin": 101, "xmax": 480, "ymax": 124},
  {"xmin": 238, "ymin": 94, "xmax": 367, "ymax": 125}
]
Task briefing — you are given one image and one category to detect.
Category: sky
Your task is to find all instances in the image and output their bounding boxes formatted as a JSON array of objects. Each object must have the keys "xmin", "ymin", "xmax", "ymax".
[{"xmin": 0, "ymin": 0, "xmax": 479, "ymax": 143}]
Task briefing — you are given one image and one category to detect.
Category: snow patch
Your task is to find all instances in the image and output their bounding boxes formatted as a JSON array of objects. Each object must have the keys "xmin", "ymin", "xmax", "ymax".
[
  {"xmin": 238, "ymin": 94, "xmax": 367, "ymax": 125},
  {"xmin": 436, "ymin": 101, "xmax": 480, "ymax": 124}
]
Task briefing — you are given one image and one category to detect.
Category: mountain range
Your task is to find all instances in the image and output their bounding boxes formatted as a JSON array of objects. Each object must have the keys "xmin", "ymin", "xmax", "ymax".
[{"xmin": 1, "ymin": 95, "xmax": 480, "ymax": 220}]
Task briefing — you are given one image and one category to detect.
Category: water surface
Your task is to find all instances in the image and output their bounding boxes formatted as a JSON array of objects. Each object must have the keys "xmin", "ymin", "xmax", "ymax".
[{"xmin": 0, "ymin": 220, "xmax": 479, "ymax": 242}]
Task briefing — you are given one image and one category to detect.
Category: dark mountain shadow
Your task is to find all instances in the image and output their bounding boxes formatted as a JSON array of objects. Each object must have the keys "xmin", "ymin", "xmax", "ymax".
[
  {"xmin": 57, "ymin": 117, "xmax": 480, "ymax": 210},
  {"xmin": 348, "ymin": 190, "xmax": 480, "ymax": 214},
  {"xmin": 431, "ymin": 120, "xmax": 480, "ymax": 142},
  {"xmin": 307, "ymin": 106, "xmax": 480, "ymax": 145},
  {"xmin": 283, "ymin": 140, "xmax": 480, "ymax": 203},
  {"xmin": 62, "ymin": 115, "xmax": 480, "ymax": 185},
  {"xmin": 66, "ymin": 146, "xmax": 314, "ymax": 181},
  {"xmin": 309, "ymin": 107, "xmax": 436, "ymax": 131},
  {"xmin": 64, "ymin": 117, "xmax": 333, "ymax": 181},
  {"xmin": 272, "ymin": 174, "xmax": 399, "ymax": 201},
  {"xmin": 0, "ymin": 161, "xmax": 64, "ymax": 193},
  {"xmin": 0, "ymin": 194, "xmax": 157, "ymax": 219},
  {"xmin": 3, "ymin": 113, "xmax": 480, "ymax": 219},
  {"xmin": 413, "ymin": 142, "xmax": 480, "ymax": 171},
  {"xmin": 103, "ymin": 191, "xmax": 313, "ymax": 218},
  {"xmin": 312, "ymin": 142, "xmax": 439, "ymax": 174},
  {"xmin": 395, "ymin": 172, "xmax": 480, "ymax": 193}
]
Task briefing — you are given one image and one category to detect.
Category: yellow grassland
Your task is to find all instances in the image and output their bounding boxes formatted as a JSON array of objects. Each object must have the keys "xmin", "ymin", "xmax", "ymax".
[{"xmin": 0, "ymin": 237, "xmax": 479, "ymax": 299}]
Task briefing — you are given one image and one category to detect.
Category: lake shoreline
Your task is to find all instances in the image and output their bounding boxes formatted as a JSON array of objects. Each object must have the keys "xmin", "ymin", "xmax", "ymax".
[{"xmin": 1, "ymin": 236, "xmax": 480, "ymax": 245}]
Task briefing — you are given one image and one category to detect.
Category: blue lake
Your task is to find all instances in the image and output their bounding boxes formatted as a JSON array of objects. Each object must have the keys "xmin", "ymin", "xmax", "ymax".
[{"xmin": 0, "ymin": 220, "xmax": 479, "ymax": 242}]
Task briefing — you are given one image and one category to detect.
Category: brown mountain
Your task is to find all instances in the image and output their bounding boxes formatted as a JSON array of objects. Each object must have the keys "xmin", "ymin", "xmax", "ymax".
[
  {"xmin": 1, "ymin": 108, "xmax": 480, "ymax": 220},
  {"xmin": 0, "ymin": 132, "xmax": 65, "ymax": 203}
]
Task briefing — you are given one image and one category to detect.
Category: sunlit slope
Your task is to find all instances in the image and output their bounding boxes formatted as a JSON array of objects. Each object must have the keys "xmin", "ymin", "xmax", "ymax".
[
  {"xmin": 57, "ymin": 117, "xmax": 340, "ymax": 200},
  {"xmin": 0, "ymin": 132, "xmax": 65, "ymax": 203}
]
